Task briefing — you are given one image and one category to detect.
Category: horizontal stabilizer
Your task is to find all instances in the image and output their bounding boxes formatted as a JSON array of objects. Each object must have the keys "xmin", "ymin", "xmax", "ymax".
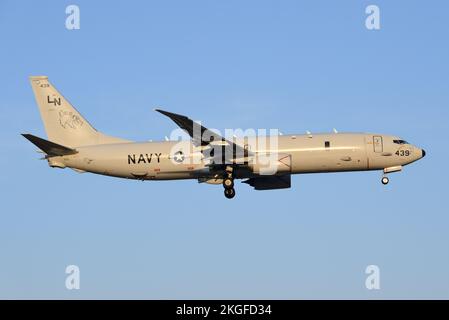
[{"xmin": 22, "ymin": 134, "xmax": 78, "ymax": 157}]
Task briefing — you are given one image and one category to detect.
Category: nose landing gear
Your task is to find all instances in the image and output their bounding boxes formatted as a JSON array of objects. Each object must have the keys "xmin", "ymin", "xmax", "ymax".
[{"xmin": 381, "ymin": 166, "xmax": 402, "ymax": 185}]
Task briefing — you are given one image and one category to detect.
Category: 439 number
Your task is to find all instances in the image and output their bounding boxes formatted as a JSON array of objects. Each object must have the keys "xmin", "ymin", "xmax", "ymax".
[{"xmin": 395, "ymin": 150, "xmax": 410, "ymax": 156}]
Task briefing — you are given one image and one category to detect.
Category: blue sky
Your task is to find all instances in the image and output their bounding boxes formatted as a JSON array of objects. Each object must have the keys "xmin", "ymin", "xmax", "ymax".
[{"xmin": 0, "ymin": 0, "xmax": 448, "ymax": 299}]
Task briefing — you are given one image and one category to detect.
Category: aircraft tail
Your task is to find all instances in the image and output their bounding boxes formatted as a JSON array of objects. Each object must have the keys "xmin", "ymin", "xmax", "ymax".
[{"xmin": 29, "ymin": 76, "xmax": 129, "ymax": 147}]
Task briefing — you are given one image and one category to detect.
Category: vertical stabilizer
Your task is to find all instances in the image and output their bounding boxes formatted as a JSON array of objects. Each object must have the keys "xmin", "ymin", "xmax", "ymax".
[{"xmin": 29, "ymin": 76, "xmax": 129, "ymax": 147}]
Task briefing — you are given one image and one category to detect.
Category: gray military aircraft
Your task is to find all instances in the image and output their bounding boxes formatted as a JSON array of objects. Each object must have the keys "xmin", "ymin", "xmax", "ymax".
[{"xmin": 23, "ymin": 76, "xmax": 426, "ymax": 199}]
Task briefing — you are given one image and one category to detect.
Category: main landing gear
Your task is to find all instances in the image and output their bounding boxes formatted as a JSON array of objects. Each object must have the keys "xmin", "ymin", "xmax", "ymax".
[
  {"xmin": 223, "ymin": 166, "xmax": 236, "ymax": 199},
  {"xmin": 224, "ymin": 187, "xmax": 236, "ymax": 199},
  {"xmin": 381, "ymin": 176, "xmax": 389, "ymax": 185},
  {"xmin": 223, "ymin": 177, "xmax": 234, "ymax": 189}
]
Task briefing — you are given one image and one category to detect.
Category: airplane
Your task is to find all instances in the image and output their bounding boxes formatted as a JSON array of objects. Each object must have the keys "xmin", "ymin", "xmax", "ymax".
[{"xmin": 23, "ymin": 76, "xmax": 426, "ymax": 199}]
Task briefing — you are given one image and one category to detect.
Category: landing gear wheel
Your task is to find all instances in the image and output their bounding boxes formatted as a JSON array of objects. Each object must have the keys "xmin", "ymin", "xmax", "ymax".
[
  {"xmin": 224, "ymin": 188, "xmax": 236, "ymax": 199},
  {"xmin": 381, "ymin": 176, "xmax": 389, "ymax": 185},
  {"xmin": 223, "ymin": 177, "xmax": 234, "ymax": 189}
]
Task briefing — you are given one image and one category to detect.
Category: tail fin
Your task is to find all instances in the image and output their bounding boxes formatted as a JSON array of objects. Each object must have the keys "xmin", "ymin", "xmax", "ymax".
[{"xmin": 29, "ymin": 76, "xmax": 129, "ymax": 147}]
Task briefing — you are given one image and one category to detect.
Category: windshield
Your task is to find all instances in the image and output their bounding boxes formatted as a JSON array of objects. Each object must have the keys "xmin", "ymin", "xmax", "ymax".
[{"xmin": 393, "ymin": 139, "xmax": 409, "ymax": 145}]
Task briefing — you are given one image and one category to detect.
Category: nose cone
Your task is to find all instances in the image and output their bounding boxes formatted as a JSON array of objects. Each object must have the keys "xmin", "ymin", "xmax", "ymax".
[{"xmin": 422, "ymin": 149, "xmax": 426, "ymax": 158}]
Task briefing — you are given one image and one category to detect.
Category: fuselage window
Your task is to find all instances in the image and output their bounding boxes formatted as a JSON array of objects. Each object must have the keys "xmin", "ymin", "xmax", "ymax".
[{"xmin": 325, "ymin": 141, "xmax": 330, "ymax": 149}]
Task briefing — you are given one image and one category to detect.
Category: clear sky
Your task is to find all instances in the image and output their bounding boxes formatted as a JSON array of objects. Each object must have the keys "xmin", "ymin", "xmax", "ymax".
[{"xmin": 0, "ymin": 0, "xmax": 448, "ymax": 299}]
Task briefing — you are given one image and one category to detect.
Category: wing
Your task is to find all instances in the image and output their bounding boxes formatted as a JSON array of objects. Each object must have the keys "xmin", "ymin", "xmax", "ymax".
[{"xmin": 155, "ymin": 109, "xmax": 252, "ymax": 164}]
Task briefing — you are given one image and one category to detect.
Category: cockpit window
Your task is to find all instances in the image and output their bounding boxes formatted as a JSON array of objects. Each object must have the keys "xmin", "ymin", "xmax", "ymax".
[{"xmin": 393, "ymin": 139, "xmax": 409, "ymax": 145}]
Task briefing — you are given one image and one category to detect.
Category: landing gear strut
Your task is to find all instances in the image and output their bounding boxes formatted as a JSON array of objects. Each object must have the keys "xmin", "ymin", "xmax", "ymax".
[
  {"xmin": 223, "ymin": 166, "xmax": 235, "ymax": 199},
  {"xmin": 381, "ymin": 176, "xmax": 389, "ymax": 185}
]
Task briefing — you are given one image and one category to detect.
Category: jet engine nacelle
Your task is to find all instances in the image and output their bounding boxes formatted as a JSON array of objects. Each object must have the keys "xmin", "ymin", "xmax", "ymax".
[{"xmin": 249, "ymin": 153, "xmax": 292, "ymax": 175}]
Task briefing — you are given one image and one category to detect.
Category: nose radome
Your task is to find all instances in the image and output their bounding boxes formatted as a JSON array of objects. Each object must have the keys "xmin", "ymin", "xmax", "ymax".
[{"xmin": 421, "ymin": 149, "xmax": 426, "ymax": 158}]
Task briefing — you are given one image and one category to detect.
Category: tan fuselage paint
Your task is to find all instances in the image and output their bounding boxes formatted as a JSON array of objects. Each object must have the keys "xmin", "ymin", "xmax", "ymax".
[{"xmin": 55, "ymin": 133, "xmax": 424, "ymax": 180}]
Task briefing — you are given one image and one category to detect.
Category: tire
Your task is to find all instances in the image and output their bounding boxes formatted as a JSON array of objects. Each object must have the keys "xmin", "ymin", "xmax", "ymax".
[
  {"xmin": 224, "ymin": 188, "xmax": 236, "ymax": 199},
  {"xmin": 381, "ymin": 177, "xmax": 389, "ymax": 185},
  {"xmin": 223, "ymin": 178, "xmax": 234, "ymax": 189}
]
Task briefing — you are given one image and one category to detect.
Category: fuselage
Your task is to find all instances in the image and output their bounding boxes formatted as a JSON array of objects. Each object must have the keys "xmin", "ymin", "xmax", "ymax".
[{"xmin": 48, "ymin": 133, "xmax": 425, "ymax": 181}]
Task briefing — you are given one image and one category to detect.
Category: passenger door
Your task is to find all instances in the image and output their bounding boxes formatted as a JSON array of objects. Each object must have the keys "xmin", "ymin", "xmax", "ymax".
[{"xmin": 373, "ymin": 136, "xmax": 383, "ymax": 153}]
